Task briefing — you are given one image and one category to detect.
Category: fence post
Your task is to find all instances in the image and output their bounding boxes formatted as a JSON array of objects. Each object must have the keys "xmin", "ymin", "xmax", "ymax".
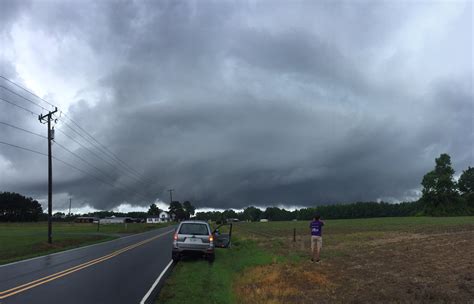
[{"xmin": 293, "ymin": 228, "xmax": 296, "ymax": 242}]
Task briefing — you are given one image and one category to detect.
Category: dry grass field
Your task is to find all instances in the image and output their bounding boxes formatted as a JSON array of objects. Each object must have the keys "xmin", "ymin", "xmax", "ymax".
[{"xmin": 233, "ymin": 217, "xmax": 474, "ymax": 303}]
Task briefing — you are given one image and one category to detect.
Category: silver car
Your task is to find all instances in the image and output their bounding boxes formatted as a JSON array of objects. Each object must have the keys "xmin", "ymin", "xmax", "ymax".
[{"xmin": 172, "ymin": 220, "xmax": 215, "ymax": 262}]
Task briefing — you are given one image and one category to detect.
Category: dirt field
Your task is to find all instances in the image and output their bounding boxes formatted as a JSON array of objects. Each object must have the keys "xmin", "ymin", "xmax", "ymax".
[{"xmin": 233, "ymin": 217, "xmax": 474, "ymax": 303}]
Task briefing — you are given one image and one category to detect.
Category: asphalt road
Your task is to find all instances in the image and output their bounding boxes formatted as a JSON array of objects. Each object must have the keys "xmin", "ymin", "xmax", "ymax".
[{"xmin": 0, "ymin": 225, "xmax": 176, "ymax": 304}]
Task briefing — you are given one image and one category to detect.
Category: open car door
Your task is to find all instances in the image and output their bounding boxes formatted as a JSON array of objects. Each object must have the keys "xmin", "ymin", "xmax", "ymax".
[{"xmin": 213, "ymin": 223, "xmax": 233, "ymax": 248}]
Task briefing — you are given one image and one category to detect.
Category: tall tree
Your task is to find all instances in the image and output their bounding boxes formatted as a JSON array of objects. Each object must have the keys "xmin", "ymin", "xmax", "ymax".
[
  {"xmin": 243, "ymin": 206, "xmax": 262, "ymax": 221},
  {"xmin": 147, "ymin": 203, "xmax": 161, "ymax": 216},
  {"xmin": 420, "ymin": 153, "xmax": 459, "ymax": 215},
  {"xmin": 182, "ymin": 201, "xmax": 196, "ymax": 220},
  {"xmin": 222, "ymin": 209, "xmax": 238, "ymax": 220},
  {"xmin": 169, "ymin": 201, "xmax": 186, "ymax": 221},
  {"xmin": 458, "ymin": 167, "xmax": 474, "ymax": 211},
  {"xmin": 458, "ymin": 167, "xmax": 474, "ymax": 195}
]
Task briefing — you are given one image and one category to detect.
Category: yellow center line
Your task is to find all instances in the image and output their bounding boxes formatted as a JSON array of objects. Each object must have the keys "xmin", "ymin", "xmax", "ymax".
[{"xmin": 0, "ymin": 230, "xmax": 173, "ymax": 300}]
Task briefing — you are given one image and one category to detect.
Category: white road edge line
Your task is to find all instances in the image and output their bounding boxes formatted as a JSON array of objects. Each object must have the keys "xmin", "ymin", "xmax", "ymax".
[
  {"xmin": 140, "ymin": 260, "xmax": 174, "ymax": 304},
  {"xmin": 0, "ymin": 226, "xmax": 176, "ymax": 269}
]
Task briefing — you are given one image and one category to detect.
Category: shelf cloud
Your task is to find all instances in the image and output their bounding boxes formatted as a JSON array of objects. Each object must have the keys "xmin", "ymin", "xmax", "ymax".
[{"xmin": 0, "ymin": 0, "xmax": 472, "ymax": 210}]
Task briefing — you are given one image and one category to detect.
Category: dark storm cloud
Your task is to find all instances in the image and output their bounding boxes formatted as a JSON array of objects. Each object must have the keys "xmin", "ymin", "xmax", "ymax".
[
  {"xmin": 0, "ymin": 73, "xmax": 48, "ymax": 198},
  {"xmin": 0, "ymin": 0, "xmax": 472, "ymax": 210}
]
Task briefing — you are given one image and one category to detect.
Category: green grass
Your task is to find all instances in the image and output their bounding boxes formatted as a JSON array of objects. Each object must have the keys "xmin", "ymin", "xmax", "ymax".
[
  {"xmin": 238, "ymin": 216, "xmax": 474, "ymax": 235},
  {"xmin": 0, "ymin": 221, "xmax": 173, "ymax": 265},
  {"xmin": 158, "ymin": 239, "xmax": 280, "ymax": 304}
]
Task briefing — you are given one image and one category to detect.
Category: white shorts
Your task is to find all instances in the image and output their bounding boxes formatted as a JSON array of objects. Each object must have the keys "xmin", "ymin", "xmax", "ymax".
[{"xmin": 311, "ymin": 235, "xmax": 322, "ymax": 251}]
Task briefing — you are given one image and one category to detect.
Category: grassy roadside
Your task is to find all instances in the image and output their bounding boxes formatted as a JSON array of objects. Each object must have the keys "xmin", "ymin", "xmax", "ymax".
[
  {"xmin": 157, "ymin": 217, "xmax": 474, "ymax": 303},
  {"xmin": 0, "ymin": 222, "xmax": 173, "ymax": 265},
  {"xmin": 157, "ymin": 239, "xmax": 287, "ymax": 304}
]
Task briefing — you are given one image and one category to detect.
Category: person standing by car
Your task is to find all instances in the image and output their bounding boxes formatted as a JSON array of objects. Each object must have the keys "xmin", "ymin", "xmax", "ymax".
[{"xmin": 310, "ymin": 214, "xmax": 325, "ymax": 263}]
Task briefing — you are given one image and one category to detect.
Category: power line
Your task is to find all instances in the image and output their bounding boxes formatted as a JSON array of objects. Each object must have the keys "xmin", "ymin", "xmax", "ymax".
[
  {"xmin": 56, "ymin": 119, "xmax": 148, "ymax": 185},
  {"xmin": 54, "ymin": 140, "xmax": 117, "ymax": 181},
  {"xmin": 56, "ymin": 117, "xmax": 153, "ymax": 185},
  {"xmin": 0, "ymin": 85, "xmax": 49, "ymax": 112},
  {"xmin": 0, "ymin": 75, "xmax": 57, "ymax": 109},
  {"xmin": 0, "ymin": 96, "xmax": 40, "ymax": 116},
  {"xmin": 0, "ymin": 121, "xmax": 47, "ymax": 139},
  {"xmin": 1, "ymin": 76, "xmax": 151, "ymax": 183},
  {"xmin": 60, "ymin": 114, "xmax": 150, "ymax": 181},
  {"xmin": 55, "ymin": 127, "xmax": 150, "ymax": 186},
  {"xmin": 0, "ymin": 83, "xmax": 136, "ymax": 182},
  {"xmin": 0, "ymin": 77, "xmax": 137, "ymax": 184},
  {"xmin": 0, "ymin": 75, "xmax": 159, "ymax": 191},
  {"xmin": 53, "ymin": 139, "xmax": 152, "ymax": 201},
  {"xmin": 56, "ymin": 128, "xmax": 120, "ymax": 170},
  {"xmin": 0, "ymin": 140, "xmax": 151, "ymax": 202},
  {"xmin": 0, "ymin": 141, "xmax": 47, "ymax": 157},
  {"xmin": 0, "ymin": 77, "xmax": 157, "ymax": 209},
  {"xmin": 52, "ymin": 156, "xmax": 148, "ymax": 202}
]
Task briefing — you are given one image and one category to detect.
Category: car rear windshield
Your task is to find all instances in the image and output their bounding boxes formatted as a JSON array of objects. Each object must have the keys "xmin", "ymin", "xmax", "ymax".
[{"xmin": 179, "ymin": 223, "xmax": 209, "ymax": 235}]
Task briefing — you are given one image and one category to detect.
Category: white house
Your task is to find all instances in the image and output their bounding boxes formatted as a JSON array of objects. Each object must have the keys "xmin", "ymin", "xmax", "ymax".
[{"xmin": 147, "ymin": 211, "xmax": 170, "ymax": 223}]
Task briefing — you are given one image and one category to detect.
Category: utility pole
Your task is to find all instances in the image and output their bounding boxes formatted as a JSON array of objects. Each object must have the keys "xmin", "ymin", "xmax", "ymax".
[
  {"xmin": 168, "ymin": 189, "xmax": 174, "ymax": 204},
  {"xmin": 39, "ymin": 107, "xmax": 58, "ymax": 244},
  {"xmin": 69, "ymin": 198, "xmax": 72, "ymax": 216}
]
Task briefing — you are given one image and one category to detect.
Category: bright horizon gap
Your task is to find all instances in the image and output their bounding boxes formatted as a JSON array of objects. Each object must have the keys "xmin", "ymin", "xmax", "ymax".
[{"xmin": 50, "ymin": 200, "xmax": 418, "ymax": 215}]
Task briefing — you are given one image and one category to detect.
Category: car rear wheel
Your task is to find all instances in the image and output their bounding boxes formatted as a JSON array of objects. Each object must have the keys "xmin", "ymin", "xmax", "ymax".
[{"xmin": 172, "ymin": 252, "xmax": 180, "ymax": 262}]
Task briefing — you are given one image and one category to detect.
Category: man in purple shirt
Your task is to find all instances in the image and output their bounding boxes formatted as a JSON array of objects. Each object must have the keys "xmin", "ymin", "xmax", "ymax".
[{"xmin": 310, "ymin": 214, "xmax": 325, "ymax": 263}]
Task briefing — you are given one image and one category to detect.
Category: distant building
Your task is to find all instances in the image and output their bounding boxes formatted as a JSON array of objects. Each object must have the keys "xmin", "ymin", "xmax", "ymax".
[
  {"xmin": 260, "ymin": 219, "xmax": 269, "ymax": 222},
  {"xmin": 146, "ymin": 216, "xmax": 160, "ymax": 224},
  {"xmin": 100, "ymin": 216, "xmax": 134, "ymax": 224},
  {"xmin": 227, "ymin": 218, "xmax": 240, "ymax": 223},
  {"xmin": 75, "ymin": 217, "xmax": 99, "ymax": 223},
  {"xmin": 146, "ymin": 211, "xmax": 170, "ymax": 223},
  {"xmin": 159, "ymin": 211, "xmax": 171, "ymax": 222}
]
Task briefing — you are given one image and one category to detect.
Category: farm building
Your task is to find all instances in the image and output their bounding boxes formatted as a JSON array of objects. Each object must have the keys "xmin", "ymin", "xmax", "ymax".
[
  {"xmin": 74, "ymin": 217, "xmax": 99, "ymax": 223},
  {"xmin": 146, "ymin": 211, "xmax": 170, "ymax": 223},
  {"xmin": 146, "ymin": 216, "xmax": 160, "ymax": 223},
  {"xmin": 100, "ymin": 216, "xmax": 134, "ymax": 224}
]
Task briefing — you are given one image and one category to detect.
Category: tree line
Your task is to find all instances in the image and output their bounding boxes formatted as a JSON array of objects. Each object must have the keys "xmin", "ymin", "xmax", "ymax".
[
  {"xmin": 0, "ymin": 192, "xmax": 43, "ymax": 222},
  {"xmin": 194, "ymin": 201, "xmax": 422, "ymax": 222},
  {"xmin": 1, "ymin": 153, "xmax": 472, "ymax": 222}
]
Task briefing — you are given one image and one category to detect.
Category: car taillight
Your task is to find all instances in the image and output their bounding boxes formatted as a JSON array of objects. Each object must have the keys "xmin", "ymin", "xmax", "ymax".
[
  {"xmin": 209, "ymin": 235, "xmax": 214, "ymax": 242},
  {"xmin": 173, "ymin": 233, "xmax": 178, "ymax": 241}
]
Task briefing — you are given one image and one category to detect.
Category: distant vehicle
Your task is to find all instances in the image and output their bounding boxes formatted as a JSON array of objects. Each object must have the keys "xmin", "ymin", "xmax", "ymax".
[
  {"xmin": 172, "ymin": 220, "xmax": 232, "ymax": 262},
  {"xmin": 260, "ymin": 219, "xmax": 269, "ymax": 222}
]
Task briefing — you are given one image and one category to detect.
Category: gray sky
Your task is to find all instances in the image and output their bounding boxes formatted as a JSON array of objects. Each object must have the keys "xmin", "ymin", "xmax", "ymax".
[{"xmin": 0, "ymin": 0, "xmax": 472, "ymax": 212}]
